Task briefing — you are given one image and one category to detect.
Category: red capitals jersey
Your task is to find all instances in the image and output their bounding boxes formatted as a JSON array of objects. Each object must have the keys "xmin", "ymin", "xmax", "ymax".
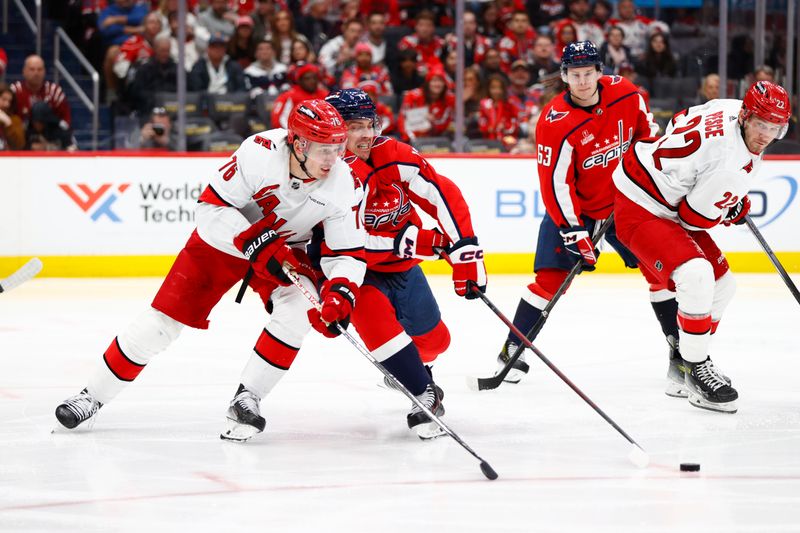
[
  {"xmin": 478, "ymin": 97, "xmax": 520, "ymax": 141},
  {"xmin": 497, "ymin": 28, "xmax": 537, "ymax": 72},
  {"xmin": 398, "ymin": 34, "xmax": 445, "ymax": 75},
  {"xmin": 398, "ymin": 88, "xmax": 455, "ymax": 141},
  {"xmin": 536, "ymin": 75, "xmax": 657, "ymax": 228},
  {"xmin": 345, "ymin": 136, "xmax": 477, "ymax": 272}
]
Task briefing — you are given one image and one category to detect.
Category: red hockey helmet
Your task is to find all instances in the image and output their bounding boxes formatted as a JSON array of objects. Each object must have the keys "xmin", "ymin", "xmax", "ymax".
[
  {"xmin": 287, "ymin": 99, "xmax": 347, "ymax": 145},
  {"xmin": 741, "ymin": 81, "xmax": 792, "ymax": 138}
]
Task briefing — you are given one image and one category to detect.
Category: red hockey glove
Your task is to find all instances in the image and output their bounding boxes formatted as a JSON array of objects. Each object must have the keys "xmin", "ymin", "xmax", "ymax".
[
  {"xmin": 307, "ymin": 278, "xmax": 359, "ymax": 338},
  {"xmin": 234, "ymin": 219, "xmax": 300, "ymax": 286},
  {"xmin": 722, "ymin": 196, "xmax": 750, "ymax": 226},
  {"xmin": 393, "ymin": 223, "xmax": 451, "ymax": 260},
  {"xmin": 559, "ymin": 226, "xmax": 598, "ymax": 269},
  {"xmin": 447, "ymin": 237, "xmax": 487, "ymax": 299}
]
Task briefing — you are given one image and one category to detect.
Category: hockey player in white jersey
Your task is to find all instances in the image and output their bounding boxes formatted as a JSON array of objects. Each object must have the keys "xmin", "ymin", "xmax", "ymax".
[
  {"xmin": 55, "ymin": 99, "xmax": 366, "ymax": 441},
  {"xmin": 613, "ymin": 81, "xmax": 791, "ymax": 413}
]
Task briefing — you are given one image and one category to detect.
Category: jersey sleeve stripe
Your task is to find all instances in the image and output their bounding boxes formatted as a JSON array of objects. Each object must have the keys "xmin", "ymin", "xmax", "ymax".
[
  {"xmin": 678, "ymin": 198, "xmax": 720, "ymax": 230},
  {"xmin": 198, "ymin": 184, "xmax": 234, "ymax": 207},
  {"xmin": 396, "ymin": 163, "xmax": 465, "ymax": 240},
  {"xmin": 550, "ymin": 139, "xmax": 579, "ymax": 227}
]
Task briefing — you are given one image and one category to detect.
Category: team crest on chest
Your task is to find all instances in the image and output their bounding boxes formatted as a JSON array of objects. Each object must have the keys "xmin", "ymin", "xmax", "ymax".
[
  {"xmin": 364, "ymin": 183, "xmax": 411, "ymax": 229},
  {"xmin": 546, "ymin": 108, "xmax": 570, "ymax": 123}
]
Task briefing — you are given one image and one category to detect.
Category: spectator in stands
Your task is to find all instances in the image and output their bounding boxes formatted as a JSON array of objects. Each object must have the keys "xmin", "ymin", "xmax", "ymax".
[
  {"xmin": 167, "ymin": 11, "xmax": 202, "ymax": 72},
  {"xmin": 445, "ymin": 11, "xmax": 488, "ymax": 68},
  {"xmin": 0, "ymin": 47, "xmax": 7, "ymax": 82},
  {"xmin": 398, "ymin": 10, "xmax": 445, "ymax": 76},
  {"xmin": 478, "ymin": 74, "xmax": 519, "ymax": 148},
  {"xmin": 728, "ymin": 34, "xmax": 754, "ymax": 81},
  {"xmin": 340, "ymin": 43, "xmax": 393, "ymax": 96},
  {"xmin": 0, "ymin": 83, "xmax": 25, "ymax": 150},
  {"xmin": 250, "ymin": 0, "xmax": 277, "ymax": 42},
  {"xmin": 132, "ymin": 106, "xmax": 176, "ymax": 150},
  {"xmin": 617, "ymin": 61, "xmax": 649, "ymax": 106},
  {"xmin": 359, "ymin": 0, "xmax": 402, "ymax": 27},
  {"xmin": 270, "ymin": 62, "xmax": 327, "ymax": 128},
  {"xmin": 130, "ymin": 36, "xmax": 178, "ymax": 116},
  {"xmin": 591, "ymin": 0, "xmax": 613, "ymax": 29},
  {"xmin": 156, "ymin": 0, "xmax": 207, "ymax": 50},
  {"xmin": 398, "ymin": 66, "xmax": 454, "ymax": 142},
  {"xmin": 507, "ymin": 59, "xmax": 537, "ymax": 118},
  {"xmin": 358, "ymin": 80, "xmax": 396, "ymax": 135},
  {"xmin": 463, "ymin": 65, "xmax": 485, "ymax": 138},
  {"xmin": 289, "ymin": 39, "xmax": 317, "ymax": 66},
  {"xmin": 532, "ymin": 0, "xmax": 566, "ymax": 30},
  {"xmin": 753, "ymin": 65, "xmax": 775, "ymax": 83},
  {"xmin": 552, "ymin": 21, "xmax": 577, "ymax": 61},
  {"xmin": 637, "ymin": 32, "xmax": 677, "ymax": 83},
  {"xmin": 98, "ymin": 0, "xmax": 149, "ymax": 48},
  {"xmin": 529, "ymin": 35, "xmax": 560, "ymax": 84},
  {"xmin": 245, "ymin": 39, "xmax": 288, "ymax": 98},
  {"xmin": 296, "ymin": 0, "xmax": 334, "ymax": 55},
  {"xmin": 390, "ymin": 49, "xmax": 423, "ymax": 106},
  {"xmin": 110, "ymin": 12, "xmax": 163, "ymax": 98},
  {"xmin": 25, "ymin": 101, "xmax": 77, "ymax": 151},
  {"xmin": 599, "ymin": 26, "xmax": 633, "ymax": 73},
  {"xmin": 11, "ymin": 55, "xmax": 71, "ymax": 127},
  {"xmin": 319, "ymin": 18, "xmax": 364, "ymax": 78},
  {"xmin": 270, "ymin": 10, "xmax": 308, "ymax": 65},
  {"xmin": 189, "ymin": 33, "xmax": 248, "ymax": 95},
  {"xmin": 227, "ymin": 16, "xmax": 257, "ymax": 68},
  {"xmin": 363, "ymin": 12, "xmax": 388, "ymax": 66},
  {"xmin": 560, "ymin": 0, "xmax": 604, "ymax": 46},
  {"xmin": 478, "ymin": 2, "xmax": 503, "ymax": 42},
  {"xmin": 497, "ymin": 10, "xmax": 536, "ymax": 73},
  {"xmin": 480, "ymin": 48, "xmax": 506, "ymax": 82},
  {"xmin": 608, "ymin": 0, "xmax": 653, "ymax": 61},
  {"xmin": 198, "ymin": 0, "xmax": 237, "ymax": 40},
  {"xmin": 334, "ymin": 0, "xmax": 361, "ymax": 35},
  {"xmin": 696, "ymin": 73, "xmax": 719, "ymax": 105}
]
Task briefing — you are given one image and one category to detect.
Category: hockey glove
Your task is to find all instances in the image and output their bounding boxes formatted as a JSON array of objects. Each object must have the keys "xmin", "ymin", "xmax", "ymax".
[
  {"xmin": 447, "ymin": 237, "xmax": 487, "ymax": 299},
  {"xmin": 307, "ymin": 278, "xmax": 359, "ymax": 338},
  {"xmin": 722, "ymin": 196, "xmax": 750, "ymax": 226},
  {"xmin": 559, "ymin": 226, "xmax": 598, "ymax": 270},
  {"xmin": 234, "ymin": 220, "xmax": 300, "ymax": 286},
  {"xmin": 393, "ymin": 223, "xmax": 451, "ymax": 260}
]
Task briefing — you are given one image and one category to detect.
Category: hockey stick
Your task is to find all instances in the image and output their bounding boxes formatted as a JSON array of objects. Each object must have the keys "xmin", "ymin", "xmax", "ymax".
[
  {"xmin": 470, "ymin": 215, "xmax": 615, "ymax": 391},
  {"xmin": 449, "ymin": 274, "xmax": 649, "ymax": 468},
  {"xmin": 744, "ymin": 215, "xmax": 800, "ymax": 305},
  {"xmin": 0, "ymin": 258, "xmax": 43, "ymax": 294},
  {"xmin": 283, "ymin": 267, "xmax": 499, "ymax": 480}
]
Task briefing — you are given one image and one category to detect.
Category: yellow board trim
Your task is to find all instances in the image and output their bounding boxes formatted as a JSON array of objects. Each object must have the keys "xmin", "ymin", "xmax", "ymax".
[{"xmin": 1, "ymin": 253, "xmax": 799, "ymax": 277}]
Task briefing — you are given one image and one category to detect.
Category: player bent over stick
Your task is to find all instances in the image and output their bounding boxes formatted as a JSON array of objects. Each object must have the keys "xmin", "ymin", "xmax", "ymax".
[
  {"xmin": 613, "ymin": 81, "xmax": 792, "ymax": 413},
  {"xmin": 324, "ymin": 88, "xmax": 487, "ymax": 438},
  {"xmin": 492, "ymin": 41, "xmax": 686, "ymax": 392},
  {"xmin": 56, "ymin": 100, "xmax": 368, "ymax": 442}
]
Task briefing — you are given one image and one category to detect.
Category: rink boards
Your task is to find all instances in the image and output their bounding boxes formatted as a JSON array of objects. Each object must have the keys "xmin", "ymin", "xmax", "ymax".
[{"xmin": 0, "ymin": 152, "xmax": 798, "ymax": 276}]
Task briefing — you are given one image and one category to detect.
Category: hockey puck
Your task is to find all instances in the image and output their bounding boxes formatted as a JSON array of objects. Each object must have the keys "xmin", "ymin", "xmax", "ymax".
[{"xmin": 679, "ymin": 463, "xmax": 700, "ymax": 472}]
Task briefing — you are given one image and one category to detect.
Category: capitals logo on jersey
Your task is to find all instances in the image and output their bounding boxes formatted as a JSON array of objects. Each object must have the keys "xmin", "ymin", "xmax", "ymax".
[
  {"xmin": 581, "ymin": 119, "xmax": 634, "ymax": 170},
  {"xmin": 546, "ymin": 108, "xmax": 570, "ymax": 123},
  {"xmin": 364, "ymin": 182, "xmax": 412, "ymax": 229}
]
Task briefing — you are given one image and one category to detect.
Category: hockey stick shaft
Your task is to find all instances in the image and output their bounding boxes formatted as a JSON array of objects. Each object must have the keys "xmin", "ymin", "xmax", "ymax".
[
  {"xmin": 0, "ymin": 258, "xmax": 43, "ymax": 293},
  {"xmin": 466, "ymin": 282, "xmax": 646, "ymax": 452},
  {"xmin": 283, "ymin": 267, "xmax": 499, "ymax": 480},
  {"xmin": 475, "ymin": 215, "xmax": 615, "ymax": 390},
  {"xmin": 744, "ymin": 215, "xmax": 800, "ymax": 305}
]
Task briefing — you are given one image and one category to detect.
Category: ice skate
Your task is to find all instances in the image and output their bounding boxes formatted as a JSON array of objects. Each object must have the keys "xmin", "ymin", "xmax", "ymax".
[
  {"xmin": 55, "ymin": 388, "xmax": 103, "ymax": 429},
  {"xmin": 407, "ymin": 383, "xmax": 446, "ymax": 440},
  {"xmin": 220, "ymin": 384, "xmax": 266, "ymax": 442},
  {"xmin": 496, "ymin": 339, "xmax": 529, "ymax": 384},
  {"xmin": 383, "ymin": 366, "xmax": 443, "ymax": 400},
  {"xmin": 665, "ymin": 337, "xmax": 689, "ymax": 398},
  {"xmin": 685, "ymin": 358, "xmax": 738, "ymax": 413}
]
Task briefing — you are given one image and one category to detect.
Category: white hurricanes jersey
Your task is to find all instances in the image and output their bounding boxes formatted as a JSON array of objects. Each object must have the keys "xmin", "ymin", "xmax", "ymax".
[
  {"xmin": 195, "ymin": 128, "xmax": 366, "ymax": 285},
  {"xmin": 613, "ymin": 99, "xmax": 762, "ymax": 231}
]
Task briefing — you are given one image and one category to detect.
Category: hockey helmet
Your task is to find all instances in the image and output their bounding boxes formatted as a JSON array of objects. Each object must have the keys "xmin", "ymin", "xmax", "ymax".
[
  {"xmin": 741, "ymin": 81, "xmax": 791, "ymax": 139},
  {"xmin": 287, "ymin": 99, "xmax": 347, "ymax": 166},
  {"xmin": 325, "ymin": 88, "xmax": 382, "ymax": 136},
  {"xmin": 560, "ymin": 40, "xmax": 602, "ymax": 73}
]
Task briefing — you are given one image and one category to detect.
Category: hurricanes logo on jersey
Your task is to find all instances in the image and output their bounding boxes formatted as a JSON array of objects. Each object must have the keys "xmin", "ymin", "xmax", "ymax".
[
  {"xmin": 364, "ymin": 183, "xmax": 411, "ymax": 229},
  {"xmin": 546, "ymin": 108, "xmax": 570, "ymax": 123}
]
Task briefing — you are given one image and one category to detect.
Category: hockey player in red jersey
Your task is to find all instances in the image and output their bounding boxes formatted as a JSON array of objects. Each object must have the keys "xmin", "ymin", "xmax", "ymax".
[
  {"xmin": 613, "ymin": 81, "xmax": 792, "ymax": 412},
  {"xmin": 492, "ymin": 40, "xmax": 681, "ymax": 385},
  {"xmin": 325, "ymin": 88, "xmax": 487, "ymax": 438},
  {"xmin": 55, "ymin": 100, "xmax": 366, "ymax": 441}
]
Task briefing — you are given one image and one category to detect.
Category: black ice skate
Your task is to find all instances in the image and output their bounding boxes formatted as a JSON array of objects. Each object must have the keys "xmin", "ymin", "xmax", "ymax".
[
  {"xmin": 685, "ymin": 358, "xmax": 738, "ymax": 413},
  {"xmin": 383, "ymin": 366, "xmax": 444, "ymax": 400},
  {"xmin": 495, "ymin": 339, "xmax": 529, "ymax": 384},
  {"xmin": 665, "ymin": 337, "xmax": 689, "ymax": 398},
  {"xmin": 55, "ymin": 388, "xmax": 103, "ymax": 429},
  {"xmin": 220, "ymin": 384, "xmax": 266, "ymax": 442},
  {"xmin": 407, "ymin": 383, "xmax": 445, "ymax": 440}
]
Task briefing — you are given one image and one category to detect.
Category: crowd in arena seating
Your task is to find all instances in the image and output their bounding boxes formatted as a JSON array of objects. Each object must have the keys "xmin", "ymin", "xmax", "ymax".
[{"xmin": 0, "ymin": 0, "xmax": 794, "ymax": 152}]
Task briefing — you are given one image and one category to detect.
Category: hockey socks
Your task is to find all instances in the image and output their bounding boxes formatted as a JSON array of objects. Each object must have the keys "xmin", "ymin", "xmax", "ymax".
[
  {"xmin": 381, "ymin": 343, "xmax": 431, "ymax": 396},
  {"xmin": 650, "ymin": 297, "xmax": 679, "ymax": 340},
  {"xmin": 506, "ymin": 298, "xmax": 544, "ymax": 345}
]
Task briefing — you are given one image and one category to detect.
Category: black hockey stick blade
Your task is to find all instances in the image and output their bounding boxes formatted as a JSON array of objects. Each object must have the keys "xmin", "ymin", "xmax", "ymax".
[
  {"xmin": 744, "ymin": 215, "xmax": 800, "ymax": 305},
  {"xmin": 480, "ymin": 460, "xmax": 499, "ymax": 480}
]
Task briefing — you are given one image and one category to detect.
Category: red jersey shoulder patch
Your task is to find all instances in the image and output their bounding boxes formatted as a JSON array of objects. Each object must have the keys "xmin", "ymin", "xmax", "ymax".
[{"xmin": 546, "ymin": 108, "xmax": 570, "ymax": 123}]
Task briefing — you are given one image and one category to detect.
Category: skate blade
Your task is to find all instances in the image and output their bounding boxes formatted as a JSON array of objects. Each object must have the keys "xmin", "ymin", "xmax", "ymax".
[
  {"xmin": 220, "ymin": 418, "xmax": 262, "ymax": 442},
  {"xmin": 665, "ymin": 380, "xmax": 689, "ymax": 398},
  {"xmin": 688, "ymin": 393, "xmax": 738, "ymax": 414},
  {"xmin": 415, "ymin": 421, "xmax": 447, "ymax": 440}
]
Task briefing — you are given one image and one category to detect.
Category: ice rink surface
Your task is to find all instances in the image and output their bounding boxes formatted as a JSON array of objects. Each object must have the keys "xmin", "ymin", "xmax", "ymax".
[{"xmin": 1, "ymin": 273, "xmax": 798, "ymax": 532}]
